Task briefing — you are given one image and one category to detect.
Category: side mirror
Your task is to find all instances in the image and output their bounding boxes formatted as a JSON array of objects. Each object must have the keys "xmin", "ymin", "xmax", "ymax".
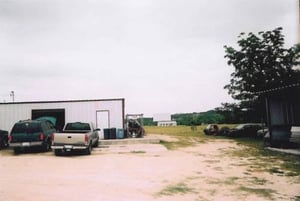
[{"xmin": 95, "ymin": 128, "xmax": 101, "ymax": 131}]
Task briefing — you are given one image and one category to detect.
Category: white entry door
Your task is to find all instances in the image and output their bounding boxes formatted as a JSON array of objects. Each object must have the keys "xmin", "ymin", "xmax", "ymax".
[{"xmin": 96, "ymin": 110, "xmax": 110, "ymax": 139}]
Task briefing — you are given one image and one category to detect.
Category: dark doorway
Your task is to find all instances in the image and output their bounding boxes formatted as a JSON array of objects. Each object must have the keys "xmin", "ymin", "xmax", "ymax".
[{"xmin": 32, "ymin": 109, "xmax": 65, "ymax": 131}]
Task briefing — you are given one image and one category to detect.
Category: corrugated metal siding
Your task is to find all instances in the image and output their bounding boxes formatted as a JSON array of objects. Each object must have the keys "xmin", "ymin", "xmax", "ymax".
[{"xmin": 0, "ymin": 99, "xmax": 124, "ymax": 132}]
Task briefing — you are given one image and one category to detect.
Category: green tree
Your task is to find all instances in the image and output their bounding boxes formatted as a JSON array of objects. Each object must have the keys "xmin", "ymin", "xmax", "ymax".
[
  {"xmin": 215, "ymin": 103, "xmax": 242, "ymax": 123},
  {"xmin": 171, "ymin": 111, "xmax": 225, "ymax": 125},
  {"xmin": 224, "ymin": 27, "xmax": 300, "ymax": 99},
  {"xmin": 223, "ymin": 27, "xmax": 300, "ymax": 122}
]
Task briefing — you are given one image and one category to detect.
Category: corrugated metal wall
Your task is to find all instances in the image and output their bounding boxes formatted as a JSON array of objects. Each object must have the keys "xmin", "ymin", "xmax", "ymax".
[{"xmin": 0, "ymin": 99, "xmax": 124, "ymax": 133}]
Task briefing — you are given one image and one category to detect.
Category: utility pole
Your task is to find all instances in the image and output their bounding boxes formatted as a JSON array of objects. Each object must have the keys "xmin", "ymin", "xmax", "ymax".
[{"xmin": 10, "ymin": 91, "xmax": 14, "ymax": 102}]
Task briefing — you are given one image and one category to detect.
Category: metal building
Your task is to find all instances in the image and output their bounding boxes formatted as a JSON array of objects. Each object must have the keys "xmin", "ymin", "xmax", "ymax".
[{"xmin": 0, "ymin": 98, "xmax": 125, "ymax": 139}]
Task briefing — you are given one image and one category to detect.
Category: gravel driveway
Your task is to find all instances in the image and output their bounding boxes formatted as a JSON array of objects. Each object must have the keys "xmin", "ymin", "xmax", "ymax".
[{"xmin": 0, "ymin": 135, "xmax": 299, "ymax": 201}]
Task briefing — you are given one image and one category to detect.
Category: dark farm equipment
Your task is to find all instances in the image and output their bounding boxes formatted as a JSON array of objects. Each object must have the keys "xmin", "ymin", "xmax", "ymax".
[{"xmin": 125, "ymin": 114, "xmax": 145, "ymax": 138}]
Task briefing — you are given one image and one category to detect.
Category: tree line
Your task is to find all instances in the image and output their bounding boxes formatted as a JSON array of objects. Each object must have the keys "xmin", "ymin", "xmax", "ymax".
[{"xmin": 144, "ymin": 110, "xmax": 229, "ymax": 126}]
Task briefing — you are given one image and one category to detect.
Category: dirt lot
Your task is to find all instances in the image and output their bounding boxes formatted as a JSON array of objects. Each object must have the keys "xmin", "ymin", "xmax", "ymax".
[{"xmin": 0, "ymin": 135, "xmax": 299, "ymax": 201}]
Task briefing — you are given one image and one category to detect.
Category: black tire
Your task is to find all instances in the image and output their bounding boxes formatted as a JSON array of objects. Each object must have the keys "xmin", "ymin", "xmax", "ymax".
[
  {"xmin": 86, "ymin": 143, "xmax": 92, "ymax": 155},
  {"xmin": 42, "ymin": 140, "xmax": 51, "ymax": 152},
  {"xmin": 85, "ymin": 143, "xmax": 93, "ymax": 155},
  {"xmin": 54, "ymin": 149, "xmax": 62, "ymax": 156},
  {"xmin": 14, "ymin": 147, "xmax": 21, "ymax": 154},
  {"xmin": 0, "ymin": 137, "xmax": 8, "ymax": 149},
  {"xmin": 4, "ymin": 137, "xmax": 9, "ymax": 147},
  {"xmin": 93, "ymin": 139, "xmax": 99, "ymax": 148}
]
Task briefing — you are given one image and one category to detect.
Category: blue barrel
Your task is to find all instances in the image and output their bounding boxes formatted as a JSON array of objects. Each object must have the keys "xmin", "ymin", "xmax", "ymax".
[{"xmin": 117, "ymin": 129, "xmax": 124, "ymax": 139}]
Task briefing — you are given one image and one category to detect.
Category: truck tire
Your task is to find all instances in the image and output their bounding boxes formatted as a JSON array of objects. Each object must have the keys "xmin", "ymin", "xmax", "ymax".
[
  {"xmin": 0, "ymin": 137, "xmax": 8, "ymax": 149},
  {"xmin": 42, "ymin": 140, "xmax": 51, "ymax": 152},
  {"xmin": 14, "ymin": 147, "xmax": 21, "ymax": 154},
  {"xmin": 54, "ymin": 149, "xmax": 62, "ymax": 156},
  {"xmin": 93, "ymin": 139, "xmax": 99, "ymax": 148},
  {"xmin": 85, "ymin": 144, "xmax": 92, "ymax": 155}
]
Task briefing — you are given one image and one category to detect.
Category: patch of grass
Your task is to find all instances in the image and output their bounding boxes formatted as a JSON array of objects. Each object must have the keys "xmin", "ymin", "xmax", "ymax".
[
  {"xmin": 159, "ymin": 140, "xmax": 189, "ymax": 150},
  {"xmin": 146, "ymin": 125, "xmax": 212, "ymax": 150},
  {"xmin": 145, "ymin": 125, "xmax": 204, "ymax": 137},
  {"xmin": 196, "ymin": 196, "xmax": 210, "ymax": 201},
  {"xmin": 159, "ymin": 138, "xmax": 197, "ymax": 150},
  {"xmin": 261, "ymin": 149, "xmax": 300, "ymax": 175},
  {"xmin": 230, "ymin": 138, "xmax": 263, "ymax": 156},
  {"xmin": 209, "ymin": 189, "xmax": 217, "ymax": 196},
  {"xmin": 280, "ymin": 157, "xmax": 300, "ymax": 176},
  {"xmin": 156, "ymin": 182, "xmax": 195, "ymax": 196},
  {"xmin": 130, "ymin": 150, "xmax": 146, "ymax": 154},
  {"xmin": 145, "ymin": 124, "xmax": 236, "ymax": 137},
  {"xmin": 204, "ymin": 160, "xmax": 221, "ymax": 163},
  {"xmin": 226, "ymin": 137, "xmax": 300, "ymax": 175},
  {"xmin": 238, "ymin": 186, "xmax": 275, "ymax": 199},
  {"xmin": 285, "ymin": 171, "xmax": 299, "ymax": 177},
  {"xmin": 294, "ymin": 196, "xmax": 300, "ymax": 201},
  {"xmin": 206, "ymin": 177, "xmax": 239, "ymax": 185},
  {"xmin": 146, "ymin": 125, "xmax": 300, "ymax": 175},
  {"xmin": 251, "ymin": 177, "xmax": 268, "ymax": 185},
  {"xmin": 224, "ymin": 177, "xmax": 239, "ymax": 185},
  {"xmin": 269, "ymin": 167, "xmax": 285, "ymax": 175}
]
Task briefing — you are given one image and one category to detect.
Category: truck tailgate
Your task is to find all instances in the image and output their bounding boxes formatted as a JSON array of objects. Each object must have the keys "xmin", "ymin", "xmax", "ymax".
[{"xmin": 53, "ymin": 133, "xmax": 87, "ymax": 145}]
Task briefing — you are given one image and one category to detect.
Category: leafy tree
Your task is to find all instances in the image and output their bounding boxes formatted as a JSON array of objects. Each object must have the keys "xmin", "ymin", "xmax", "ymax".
[
  {"xmin": 143, "ymin": 117, "xmax": 155, "ymax": 126},
  {"xmin": 224, "ymin": 27, "xmax": 300, "ymax": 100},
  {"xmin": 215, "ymin": 103, "xmax": 243, "ymax": 123},
  {"xmin": 223, "ymin": 27, "xmax": 300, "ymax": 123},
  {"xmin": 196, "ymin": 110, "xmax": 225, "ymax": 124}
]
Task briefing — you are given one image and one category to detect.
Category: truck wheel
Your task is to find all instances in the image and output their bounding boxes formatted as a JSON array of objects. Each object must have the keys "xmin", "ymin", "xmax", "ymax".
[
  {"xmin": 93, "ymin": 139, "xmax": 99, "ymax": 148},
  {"xmin": 86, "ymin": 144, "xmax": 92, "ymax": 155},
  {"xmin": 14, "ymin": 147, "xmax": 21, "ymax": 154},
  {"xmin": 4, "ymin": 137, "xmax": 9, "ymax": 147},
  {"xmin": 0, "ymin": 138, "xmax": 8, "ymax": 149},
  {"xmin": 42, "ymin": 141, "xmax": 51, "ymax": 152},
  {"xmin": 54, "ymin": 149, "xmax": 62, "ymax": 156}
]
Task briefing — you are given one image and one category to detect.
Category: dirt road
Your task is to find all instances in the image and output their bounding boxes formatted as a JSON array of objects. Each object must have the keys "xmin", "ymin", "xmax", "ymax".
[{"xmin": 0, "ymin": 136, "xmax": 299, "ymax": 201}]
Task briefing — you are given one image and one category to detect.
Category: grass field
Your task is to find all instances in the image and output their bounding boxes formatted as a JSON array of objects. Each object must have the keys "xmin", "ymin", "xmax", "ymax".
[
  {"xmin": 144, "ymin": 125, "xmax": 218, "ymax": 149},
  {"xmin": 144, "ymin": 125, "xmax": 300, "ymax": 175},
  {"xmin": 144, "ymin": 124, "xmax": 235, "ymax": 137}
]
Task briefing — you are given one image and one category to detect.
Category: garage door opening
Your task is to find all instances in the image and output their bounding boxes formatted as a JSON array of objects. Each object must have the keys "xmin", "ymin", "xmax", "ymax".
[{"xmin": 32, "ymin": 109, "xmax": 65, "ymax": 131}]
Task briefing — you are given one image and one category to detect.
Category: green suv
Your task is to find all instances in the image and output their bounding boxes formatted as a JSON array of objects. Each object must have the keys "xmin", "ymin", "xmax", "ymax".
[{"xmin": 9, "ymin": 119, "xmax": 56, "ymax": 154}]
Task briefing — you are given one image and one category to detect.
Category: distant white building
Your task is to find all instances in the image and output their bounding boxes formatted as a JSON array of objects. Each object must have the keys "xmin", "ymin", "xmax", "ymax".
[
  {"xmin": 157, "ymin": 120, "xmax": 177, "ymax": 127},
  {"xmin": 153, "ymin": 113, "xmax": 177, "ymax": 126}
]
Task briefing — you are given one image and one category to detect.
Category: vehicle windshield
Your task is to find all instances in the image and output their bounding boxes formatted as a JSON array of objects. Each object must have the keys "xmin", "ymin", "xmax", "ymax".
[{"xmin": 11, "ymin": 122, "xmax": 41, "ymax": 134}]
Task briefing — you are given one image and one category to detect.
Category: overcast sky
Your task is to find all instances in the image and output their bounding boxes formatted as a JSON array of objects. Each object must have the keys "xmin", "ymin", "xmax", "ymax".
[{"xmin": 0, "ymin": 0, "xmax": 298, "ymax": 116}]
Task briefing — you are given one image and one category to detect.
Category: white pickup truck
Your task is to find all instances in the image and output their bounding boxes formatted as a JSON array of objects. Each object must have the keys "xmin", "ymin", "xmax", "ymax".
[{"xmin": 51, "ymin": 122, "xmax": 100, "ymax": 156}]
